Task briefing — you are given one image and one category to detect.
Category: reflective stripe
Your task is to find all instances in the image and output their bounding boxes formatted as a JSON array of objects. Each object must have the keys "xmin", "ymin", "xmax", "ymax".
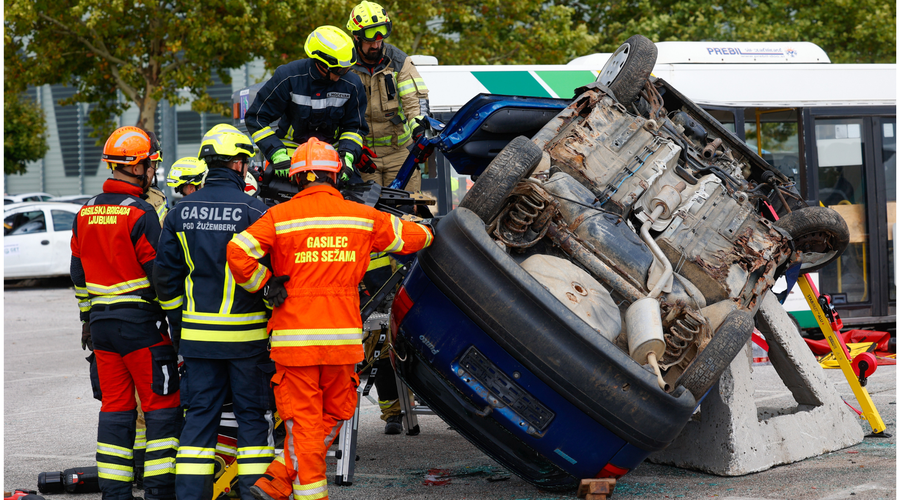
[
  {"xmin": 144, "ymin": 457, "xmax": 176, "ymax": 476},
  {"xmin": 275, "ymin": 216, "xmax": 373, "ymax": 235},
  {"xmin": 418, "ymin": 223, "xmax": 433, "ymax": 247},
  {"xmin": 75, "ymin": 285, "xmax": 89, "ymax": 298},
  {"xmin": 323, "ymin": 421, "xmax": 342, "ymax": 446},
  {"xmin": 176, "ymin": 446, "xmax": 215, "ymax": 459},
  {"xmin": 97, "ymin": 462, "xmax": 134, "ymax": 481},
  {"xmin": 383, "ymin": 215, "xmax": 405, "ymax": 253},
  {"xmin": 181, "ymin": 328, "xmax": 269, "ymax": 342},
  {"xmin": 146, "ymin": 438, "xmax": 179, "ymax": 452},
  {"xmin": 238, "ymin": 462, "xmax": 271, "ymax": 475},
  {"xmin": 413, "ymin": 77, "xmax": 428, "ymax": 91},
  {"xmin": 398, "ymin": 80, "xmax": 417, "ymax": 97},
  {"xmin": 160, "ymin": 295, "xmax": 184, "ymax": 310},
  {"xmin": 238, "ymin": 265, "xmax": 268, "ymax": 294},
  {"xmin": 290, "ymin": 93, "xmax": 350, "ymax": 109},
  {"xmin": 134, "ymin": 429, "xmax": 147, "ymax": 450},
  {"xmin": 220, "ymin": 262, "xmax": 235, "ymax": 315},
  {"xmin": 97, "ymin": 443, "xmax": 133, "ymax": 459},
  {"xmin": 216, "ymin": 443, "xmax": 237, "ymax": 457},
  {"xmin": 175, "ymin": 462, "xmax": 215, "ymax": 475},
  {"xmin": 339, "ymin": 131, "xmax": 363, "ymax": 146},
  {"xmin": 271, "ymin": 328, "xmax": 363, "ymax": 347},
  {"xmin": 237, "ymin": 446, "xmax": 275, "ymax": 459},
  {"xmin": 89, "ymin": 295, "xmax": 148, "ymax": 307},
  {"xmin": 367, "ymin": 255, "xmax": 391, "ymax": 272},
  {"xmin": 252, "ymin": 127, "xmax": 276, "ymax": 143},
  {"xmin": 79, "ymin": 301, "xmax": 92, "ymax": 312},
  {"xmin": 293, "ymin": 479, "xmax": 328, "ymax": 500},
  {"xmin": 178, "ymin": 232, "xmax": 197, "ymax": 311},
  {"xmin": 232, "ymin": 232, "xmax": 266, "ymax": 259},
  {"xmin": 365, "ymin": 136, "xmax": 393, "ymax": 147},
  {"xmin": 183, "ymin": 311, "xmax": 268, "ymax": 325},
  {"xmin": 86, "ymin": 277, "xmax": 150, "ymax": 295}
]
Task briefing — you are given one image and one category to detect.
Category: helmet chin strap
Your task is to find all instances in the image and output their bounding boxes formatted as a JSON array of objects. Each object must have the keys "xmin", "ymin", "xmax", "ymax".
[{"xmin": 117, "ymin": 162, "xmax": 150, "ymax": 191}]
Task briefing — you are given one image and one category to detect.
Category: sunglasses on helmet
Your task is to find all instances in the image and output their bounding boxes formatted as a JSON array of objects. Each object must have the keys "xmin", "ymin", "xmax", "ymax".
[{"xmin": 358, "ymin": 22, "xmax": 391, "ymax": 42}]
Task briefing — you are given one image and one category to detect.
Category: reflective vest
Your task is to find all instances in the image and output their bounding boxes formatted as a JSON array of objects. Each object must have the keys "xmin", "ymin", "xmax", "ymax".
[
  {"xmin": 153, "ymin": 168, "xmax": 271, "ymax": 359},
  {"xmin": 70, "ymin": 179, "xmax": 162, "ymax": 323},
  {"xmin": 350, "ymin": 44, "xmax": 429, "ymax": 158},
  {"xmin": 226, "ymin": 184, "xmax": 434, "ymax": 367}
]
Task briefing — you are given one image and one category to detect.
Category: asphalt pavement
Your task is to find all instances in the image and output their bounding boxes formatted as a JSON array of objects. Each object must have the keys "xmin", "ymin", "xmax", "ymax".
[{"xmin": 4, "ymin": 280, "xmax": 896, "ymax": 499}]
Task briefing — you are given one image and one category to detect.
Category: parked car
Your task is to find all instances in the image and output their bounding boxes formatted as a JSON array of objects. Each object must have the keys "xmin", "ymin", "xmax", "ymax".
[
  {"xmin": 4, "ymin": 202, "xmax": 82, "ymax": 280},
  {"xmin": 49, "ymin": 194, "xmax": 94, "ymax": 205},
  {"xmin": 388, "ymin": 36, "xmax": 849, "ymax": 490},
  {"xmin": 4, "ymin": 192, "xmax": 55, "ymax": 205}
]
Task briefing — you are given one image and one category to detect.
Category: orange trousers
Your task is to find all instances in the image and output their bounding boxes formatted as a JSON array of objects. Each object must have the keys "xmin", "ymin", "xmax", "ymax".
[{"xmin": 255, "ymin": 363, "xmax": 358, "ymax": 500}]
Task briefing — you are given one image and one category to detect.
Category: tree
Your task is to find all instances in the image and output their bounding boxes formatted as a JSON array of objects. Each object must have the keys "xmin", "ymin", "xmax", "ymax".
[
  {"xmin": 4, "ymin": 91, "xmax": 50, "ymax": 175},
  {"xmin": 572, "ymin": 0, "xmax": 895, "ymax": 64},
  {"xmin": 4, "ymin": 1, "xmax": 307, "ymax": 141}
]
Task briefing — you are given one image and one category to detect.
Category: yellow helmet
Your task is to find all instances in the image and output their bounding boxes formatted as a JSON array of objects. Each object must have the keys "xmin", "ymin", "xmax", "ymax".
[
  {"xmin": 305, "ymin": 26, "xmax": 357, "ymax": 72},
  {"xmin": 198, "ymin": 128, "xmax": 254, "ymax": 162},
  {"xmin": 347, "ymin": 1, "xmax": 392, "ymax": 42},
  {"xmin": 166, "ymin": 157, "xmax": 208, "ymax": 193},
  {"xmin": 198, "ymin": 124, "xmax": 244, "ymax": 158}
]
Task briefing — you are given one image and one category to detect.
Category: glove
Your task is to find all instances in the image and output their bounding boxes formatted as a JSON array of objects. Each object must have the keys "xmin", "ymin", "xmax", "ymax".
[
  {"xmin": 81, "ymin": 322, "xmax": 92, "ymax": 351},
  {"xmin": 339, "ymin": 152, "xmax": 356, "ymax": 184},
  {"xmin": 263, "ymin": 275, "xmax": 290, "ymax": 308},
  {"xmin": 357, "ymin": 146, "xmax": 377, "ymax": 174},
  {"xmin": 411, "ymin": 116, "xmax": 429, "ymax": 141},
  {"xmin": 271, "ymin": 149, "xmax": 291, "ymax": 178}
]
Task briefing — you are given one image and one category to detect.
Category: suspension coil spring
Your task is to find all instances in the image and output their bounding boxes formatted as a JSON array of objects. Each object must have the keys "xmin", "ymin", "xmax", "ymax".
[
  {"xmin": 663, "ymin": 314, "xmax": 703, "ymax": 366},
  {"xmin": 502, "ymin": 193, "xmax": 544, "ymax": 235}
]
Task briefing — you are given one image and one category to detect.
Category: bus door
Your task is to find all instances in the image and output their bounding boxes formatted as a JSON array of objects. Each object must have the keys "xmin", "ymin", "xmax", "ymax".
[{"xmin": 803, "ymin": 108, "xmax": 896, "ymax": 325}]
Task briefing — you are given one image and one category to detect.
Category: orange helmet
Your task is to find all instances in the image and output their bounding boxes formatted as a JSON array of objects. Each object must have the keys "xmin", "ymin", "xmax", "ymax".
[
  {"xmin": 102, "ymin": 126, "xmax": 162, "ymax": 168},
  {"xmin": 289, "ymin": 138, "xmax": 342, "ymax": 181}
]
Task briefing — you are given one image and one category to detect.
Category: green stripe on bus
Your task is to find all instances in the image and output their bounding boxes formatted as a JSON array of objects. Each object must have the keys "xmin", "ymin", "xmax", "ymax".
[
  {"xmin": 790, "ymin": 310, "xmax": 818, "ymax": 329},
  {"xmin": 536, "ymin": 71, "xmax": 597, "ymax": 99},
  {"xmin": 472, "ymin": 71, "xmax": 551, "ymax": 98}
]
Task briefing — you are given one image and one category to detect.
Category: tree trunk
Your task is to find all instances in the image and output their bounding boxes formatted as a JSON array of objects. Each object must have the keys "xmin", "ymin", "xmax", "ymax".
[{"xmin": 137, "ymin": 95, "xmax": 158, "ymax": 133}]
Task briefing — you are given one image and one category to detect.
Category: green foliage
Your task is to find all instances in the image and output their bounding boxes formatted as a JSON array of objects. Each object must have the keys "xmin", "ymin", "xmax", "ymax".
[
  {"xmin": 571, "ymin": 0, "xmax": 895, "ymax": 64},
  {"xmin": 4, "ymin": 92, "xmax": 50, "ymax": 175}
]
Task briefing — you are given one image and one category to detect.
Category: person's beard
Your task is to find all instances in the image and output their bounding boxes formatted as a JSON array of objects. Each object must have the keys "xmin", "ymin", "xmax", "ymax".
[{"xmin": 363, "ymin": 44, "xmax": 383, "ymax": 63}]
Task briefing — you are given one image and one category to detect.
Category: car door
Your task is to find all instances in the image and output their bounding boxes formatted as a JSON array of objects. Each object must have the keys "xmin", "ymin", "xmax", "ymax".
[
  {"xmin": 49, "ymin": 208, "xmax": 78, "ymax": 276},
  {"xmin": 4, "ymin": 207, "xmax": 54, "ymax": 278}
]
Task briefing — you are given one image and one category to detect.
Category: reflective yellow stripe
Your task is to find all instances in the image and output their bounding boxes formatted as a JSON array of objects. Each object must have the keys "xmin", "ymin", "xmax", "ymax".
[
  {"xmin": 397, "ymin": 121, "xmax": 412, "ymax": 145},
  {"xmin": 183, "ymin": 311, "xmax": 268, "ymax": 325},
  {"xmin": 90, "ymin": 295, "xmax": 150, "ymax": 307},
  {"xmin": 134, "ymin": 429, "xmax": 147, "ymax": 450},
  {"xmin": 216, "ymin": 443, "xmax": 237, "ymax": 457},
  {"xmin": 97, "ymin": 462, "xmax": 133, "ymax": 481},
  {"xmin": 271, "ymin": 328, "xmax": 363, "ymax": 347},
  {"xmin": 232, "ymin": 232, "xmax": 266, "ymax": 259},
  {"xmin": 177, "ymin": 446, "xmax": 215, "ymax": 459},
  {"xmin": 97, "ymin": 443, "xmax": 133, "ymax": 459},
  {"xmin": 418, "ymin": 223, "xmax": 433, "ymax": 247},
  {"xmin": 146, "ymin": 438, "xmax": 179, "ymax": 452},
  {"xmin": 339, "ymin": 131, "xmax": 363, "ymax": 146},
  {"xmin": 252, "ymin": 127, "xmax": 275, "ymax": 143},
  {"xmin": 237, "ymin": 446, "xmax": 275, "ymax": 459},
  {"xmin": 413, "ymin": 77, "xmax": 428, "ymax": 92},
  {"xmin": 177, "ymin": 232, "xmax": 197, "ymax": 311},
  {"xmin": 181, "ymin": 328, "xmax": 269, "ymax": 342},
  {"xmin": 160, "ymin": 295, "xmax": 184, "ymax": 310},
  {"xmin": 238, "ymin": 462, "xmax": 271, "ymax": 475},
  {"xmin": 274, "ymin": 216, "xmax": 373, "ymax": 235},
  {"xmin": 239, "ymin": 265, "xmax": 269, "ymax": 293},
  {"xmin": 367, "ymin": 255, "xmax": 391, "ymax": 272},
  {"xmin": 175, "ymin": 463, "xmax": 215, "ymax": 475},
  {"xmin": 156, "ymin": 203, "xmax": 167, "ymax": 222},
  {"xmin": 285, "ymin": 125, "xmax": 295, "ymax": 141},
  {"xmin": 144, "ymin": 457, "xmax": 176, "ymax": 476},
  {"xmin": 75, "ymin": 285, "xmax": 89, "ymax": 298},
  {"xmin": 293, "ymin": 479, "xmax": 328, "ymax": 500},
  {"xmin": 220, "ymin": 262, "xmax": 236, "ymax": 315},
  {"xmin": 79, "ymin": 301, "xmax": 92, "ymax": 312},
  {"xmin": 86, "ymin": 277, "xmax": 150, "ymax": 295},
  {"xmin": 398, "ymin": 80, "xmax": 417, "ymax": 97},
  {"xmin": 383, "ymin": 215, "xmax": 405, "ymax": 253}
]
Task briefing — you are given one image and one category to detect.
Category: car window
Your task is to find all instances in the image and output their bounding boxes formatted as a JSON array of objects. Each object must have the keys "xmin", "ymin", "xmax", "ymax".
[
  {"xmin": 5, "ymin": 210, "xmax": 47, "ymax": 235},
  {"xmin": 51, "ymin": 210, "xmax": 77, "ymax": 232}
]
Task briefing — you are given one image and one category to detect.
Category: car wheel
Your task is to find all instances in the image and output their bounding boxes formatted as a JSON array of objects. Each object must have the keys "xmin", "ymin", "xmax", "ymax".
[
  {"xmin": 596, "ymin": 34, "xmax": 658, "ymax": 105},
  {"xmin": 676, "ymin": 309, "xmax": 754, "ymax": 401},
  {"xmin": 774, "ymin": 206, "xmax": 850, "ymax": 273},
  {"xmin": 458, "ymin": 135, "xmax": 543, "ymax": 223}
]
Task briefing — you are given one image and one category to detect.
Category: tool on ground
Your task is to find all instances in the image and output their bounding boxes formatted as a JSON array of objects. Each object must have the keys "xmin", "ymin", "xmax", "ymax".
[
  {"xmin": 4, "ymin": 490, "xmax": 45, "ymax": 500},
  {"xmin": 797, "ymin": 274, "xmax": 888, "ymax": 436},
  {"xmin": 37, "ymin": 467, "xmax": 100, "ymax": 494}
]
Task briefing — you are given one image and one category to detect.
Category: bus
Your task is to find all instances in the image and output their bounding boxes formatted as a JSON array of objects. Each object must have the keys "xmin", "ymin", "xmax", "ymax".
[{"xmin": 408, "ymin": 41, "xmax": 895, "ymax": 329}]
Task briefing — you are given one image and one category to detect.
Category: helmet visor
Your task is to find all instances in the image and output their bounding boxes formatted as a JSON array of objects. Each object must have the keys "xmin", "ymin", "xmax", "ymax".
[{"xmin": 360, "ymin": 22, "xmax": 391, "ymax": 41}]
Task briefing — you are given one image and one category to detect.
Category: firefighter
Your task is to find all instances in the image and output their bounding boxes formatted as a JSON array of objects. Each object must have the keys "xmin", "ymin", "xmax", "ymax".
[
  {"xmin": 152, "ymin": 128, "xmax": 274, "ymax": 500},
  {"xmin": 71, "ymin": 126, "xmax": 181, "ymax": 500},
  {"xmin": 165, "ymin": 157, "xmax": 208, "ymax": 198},
  {"xmin": 347, "ymin": 0, "xmax": 430, "ymax": 192},
  {"xmin": 244, "ymin": 26, "xmax": 369, "ymax": 185},
  {"xmin": 225, "ymin": 138, "xmax": 434, "ymax": 500},
  {"xmin": 347, "ymin": 0, "xmax": 431, "ymax": 433}
]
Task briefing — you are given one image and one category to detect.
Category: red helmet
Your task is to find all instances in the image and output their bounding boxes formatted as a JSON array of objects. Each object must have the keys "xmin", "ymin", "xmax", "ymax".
[
  {"xmin": 289, "ymin": 138, "xmax": 342, "ymax": 182},
  {"xmin": 102, "ymin": 126, "xmax": 161, "ymax": 168}
]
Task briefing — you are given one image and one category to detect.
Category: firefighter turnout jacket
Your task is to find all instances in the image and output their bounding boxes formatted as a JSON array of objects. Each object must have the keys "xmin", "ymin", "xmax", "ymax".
[
  {"xmin": 153, "ymin": 168, "xmax": 271, "ymax": 359},
  {"xmin": 244, "ymin": 58, "xmax": 369, "ymax": 165},
  {"xmin": 226, "ymin": 184, "xmax": 434, "ymax": 367},
  {"xmin": 352, "ymin": 43, "xmax": 428, "ymax": 156},
  {"xmin": 71, "ymin": 179, "xmax": 163, "ymax": 323}
]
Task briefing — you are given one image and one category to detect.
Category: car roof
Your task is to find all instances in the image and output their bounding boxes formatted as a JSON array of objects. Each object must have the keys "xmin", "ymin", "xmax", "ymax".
[{"xmin": 4, "ymin": 201, "xmax": 84, "ymax": 213}]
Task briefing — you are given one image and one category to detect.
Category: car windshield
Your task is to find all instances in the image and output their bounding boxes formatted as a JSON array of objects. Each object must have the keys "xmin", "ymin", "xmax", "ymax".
[{"xmin": 5, "ymin": 210, "xmax": 47, "ymax": 235}]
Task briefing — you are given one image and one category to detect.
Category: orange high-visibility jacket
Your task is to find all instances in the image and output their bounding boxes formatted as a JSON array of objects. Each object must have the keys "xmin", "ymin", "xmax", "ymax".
[{"xmin": 226, "ymin": 184, "xmax": 433, "ymax": 367}]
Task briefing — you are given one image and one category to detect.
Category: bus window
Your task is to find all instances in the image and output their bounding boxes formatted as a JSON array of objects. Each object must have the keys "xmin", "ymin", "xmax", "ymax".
[
  {"xmin": 815, "ymin": 118, "xmax": 868, "ymax": 304},
  {"xmin": 882, "ymin": 119, "xmax": 896, "ymax": 301},
  {"xmin": 705, "ymin": 109, "xmax": 735, "ymax": 134},
  {"xmin": 744, "ymin": 108, "xmax": 800, "ymax": 185}
]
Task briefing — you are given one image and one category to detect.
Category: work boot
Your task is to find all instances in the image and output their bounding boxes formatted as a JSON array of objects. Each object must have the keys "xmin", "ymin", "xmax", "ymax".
[
  {"xmin": 249, "ymin": 485, "xmax": 276, "ymax": 500},
  {"xmin": 384, "ymin": 415, "xmax": 403, "ymax": 435}
]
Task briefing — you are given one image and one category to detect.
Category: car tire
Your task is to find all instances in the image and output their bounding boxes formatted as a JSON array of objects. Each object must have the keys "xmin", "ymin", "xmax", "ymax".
[
  {"xmin": 458, "ymin": 135, "xmax": 543, "ymax": 223},
  {"xmin": 597, "ymin": 34, "xmax": 658, "ymax": 105},
  {"xmin": 676, "ymin": 309, "xmax": 754, "ymax": 401},
  {"xmin": 774, "ymin": 206, "xmax": 850, "ymax": 273}
]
